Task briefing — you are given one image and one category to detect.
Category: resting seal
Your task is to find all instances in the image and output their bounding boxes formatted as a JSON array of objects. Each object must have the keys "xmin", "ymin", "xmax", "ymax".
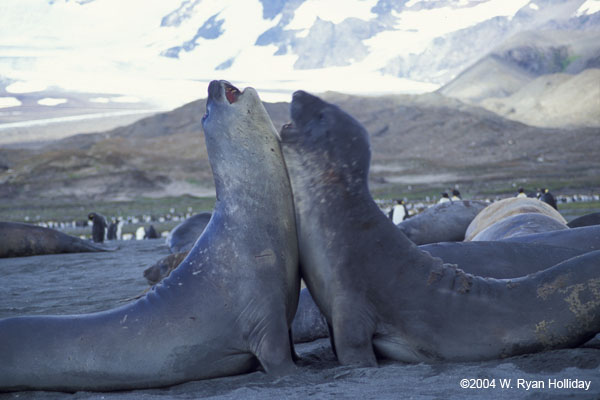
[
  {"xmin": 464, "ymin": 197, "xmax": 566, "ymax": 241},
  {"xmin": 166, "ymin": 212, "xmax": 212, "ymax": 253},
  {"xmin": 470, "ymin": 213, "xmax": 568, "ymax": 241},
  {"xmin": 280, "ymin": 91, "xmax": 600, "ymax": 366},
  {"xmin": 567, "ymin": 212, "xmax": 600, "ymax": 228},
  {"xmin": 0, "ymin": 81, "xmax": 300, "ymax": 391},
  {"xmin": 502, "ymin": 225, "xmax": 600, "ymax": 252},
  {"xmin": 395, "ymin": 200, "xmax": 487, "ymax": 244},
  {"xmin": 0, "ymin": 221, "xmax": 109, "ymax": 258}
]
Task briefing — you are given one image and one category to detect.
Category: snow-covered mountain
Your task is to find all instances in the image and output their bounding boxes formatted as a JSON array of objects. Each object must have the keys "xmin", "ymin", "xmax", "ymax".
[{"xmin": 1, "ymin": 0, "xmax": 599, "ymax": 109}]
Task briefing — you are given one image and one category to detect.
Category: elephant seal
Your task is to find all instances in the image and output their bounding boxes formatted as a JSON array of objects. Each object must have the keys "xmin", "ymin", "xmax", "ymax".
[
  {"xmin": 395, "ymin": 200, "xmax": 487, "ymax": 244},
  {"xmin": 280, "ymin": 90, "xmax": 600, "ymax": 366},
  {"xmin": 503, "ymin": 225, "xmax": 600, "ymax": 252},
  {"xmin": 421, "ymin": 241, "xmax": 586, "ymax": 278},
  {"xmin": 0, "ymin": 80, "xmax": 300, "ymax": 391},
  {"xmin": 166, "ymin": 212, "xmax": 212, "ymax": 253},
  {"xmin": 470, "ymin": 213, "xmax": 568, "ymax": 241},
  {"xmin": 464, "ymin": 197, "xmax": 565, "ymax": 241},
  {"xmin": 88, "ymin": 212, "xmax": 108, "ymax": 243},
  {"xmin": 143, "ymin": 251, "xmax": 190, "ymax": 285},
  {"xmin": 0, "ymin": 221, "xmax": 109, "ymax": 258},
  {"xmin": 568, "ymin": 212, "xmax": 600, "ymax": 228},
  {"xmin": 143, "ymin": 251, "xmax": 328, "ymax": 344}
]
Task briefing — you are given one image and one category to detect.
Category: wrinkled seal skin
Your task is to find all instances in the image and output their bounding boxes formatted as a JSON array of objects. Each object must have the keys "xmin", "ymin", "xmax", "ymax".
[
  {"xmin": 396, "ymin": 200, "xmax": 487, "ymax": 245},
  {"xmin": 143, "ymin": 253, "xmax": 328, "ymax": 344},
  {"xmin": 166, "ymin": 212, "xmax": 212, "ymax": 253},
  {"xmin": 280, "ymin": 91, "xmax": 600, "ymax": 366},
  {"xmin": 0, "ymin": 221, "xmax": 109, "ymax": 258},
  {"xmin": 0, "ymin": 81, "xmax": 300, "ymax": 392},
  {"xmin": 470, "ymin": 213, "xmax": 568, "ymax": 241}
]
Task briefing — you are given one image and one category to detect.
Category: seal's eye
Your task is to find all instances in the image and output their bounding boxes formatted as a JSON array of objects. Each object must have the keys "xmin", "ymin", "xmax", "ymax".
[{"xmin": 224, "ymin": 84, "xmax": 241, "ymax": 104}]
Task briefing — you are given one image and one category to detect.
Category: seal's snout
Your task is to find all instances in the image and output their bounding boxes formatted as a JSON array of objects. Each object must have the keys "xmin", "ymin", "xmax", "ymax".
[
  {"xmin": 207, "ymin": 80, "xmax": 241, "ymax": 104},
  {"xmin": 291, "ymin": 90, "xmax": 321, "ymax": 128}
]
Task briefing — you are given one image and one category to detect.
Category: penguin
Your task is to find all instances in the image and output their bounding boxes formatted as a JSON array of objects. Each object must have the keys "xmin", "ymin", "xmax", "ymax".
[
  {"xmin": 144, "ymin": 225, "xmax": 160, "ymax": 239},
  {"xmin": 107, "ymin": 218, "xmax": 123, "ymax": 240},
  {"xmin": 135, "ymin": 226, "xmax": 145, "ymax": 240},
  {"xmin": 438, "ymin": 193, "xmax": 450, "ymax": 204},
  {"xmin": 389, "ymin": 199, "xmax": 409, "ymax": 225},
  {"xmin": 516, "ymin": 188, "xmax": 527, "ymax": 198},
  {"xmin": 539, "ymin": 188, "xmax": 558, "ymax": 210},
  {"xmin": 88, "ymin": 212, "xmax": 108, "ymax": 243},
  {"xmin": 451, "ymin": 189, "xmax": 461, "ymax": 201}
]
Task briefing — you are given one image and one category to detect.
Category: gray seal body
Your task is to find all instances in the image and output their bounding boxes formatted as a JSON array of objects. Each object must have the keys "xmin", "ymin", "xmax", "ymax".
[
  {"xmin": 470, "ymin": 213, "xmax": 568, "ymax": 241},
  {"xmin": 166, "ymin": 212, "xmax": 212, "ymax": 253},
  {"xmin": 568, "ymin": 212, "xmax": 600, "ymax": 228},
  {"xmin": 0, "ymin": 221, "xmax": 108, "ymax": 258},
  {"xmin": 502, "ymin": 225, "xmax": 600, "ymax": 252},
  {"xmin": 280, "ymin": 91, "xmax": 600, "ymax": 366},
  {"xmin": 0, "ymin": 81, "xmax": 300, "ymax": 392},
  {"xmin": 396, "ymin": 200, "xmax": 487, "ymax": 244}
]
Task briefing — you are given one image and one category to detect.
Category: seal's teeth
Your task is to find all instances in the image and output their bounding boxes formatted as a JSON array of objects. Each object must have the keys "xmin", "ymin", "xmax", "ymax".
[{"xmin": 224, "ymin": 84, "xmax": 241, "ymax": 104}]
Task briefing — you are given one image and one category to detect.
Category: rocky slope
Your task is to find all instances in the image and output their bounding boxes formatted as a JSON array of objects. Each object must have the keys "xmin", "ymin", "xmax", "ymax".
[{"xmin": 1, "ymin": 92, "xmax": 597, "ymax": 202}]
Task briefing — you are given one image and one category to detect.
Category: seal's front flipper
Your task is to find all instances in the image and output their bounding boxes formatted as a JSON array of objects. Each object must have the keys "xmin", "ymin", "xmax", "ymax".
[
  {"xmin": 252, "ymin": 318, "xmax": 297, "ymax": 376},
  {"xmin": 332, "ymin": 309, "xmax": 377, "ymax": 367}
]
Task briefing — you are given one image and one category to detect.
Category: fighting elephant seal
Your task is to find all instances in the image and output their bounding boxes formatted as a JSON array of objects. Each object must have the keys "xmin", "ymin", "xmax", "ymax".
[
  {"xmin": 470, "ymin": 213, "xmax": 568, "ymax": 241},
  {"xmin": 465, "ymin": 197, "xmax": 566, "ymax": 241},
  {"xmin": 280, "ymin": 90, "xmax": 600, "ymax": 366},
  {"xmin": 395, "ymin": 200, "xmax": 487, "ymax": 245},
  {"xmin": 0, "ymin": 221, "xmax": 109, "ymax": 258},
  {"xmin": 166, "ymin": 212, "xmax": 212, "ymax": 253},
  {"xmin": 0, "ymin": 81, "xmax": 300, "ymax": 391}
]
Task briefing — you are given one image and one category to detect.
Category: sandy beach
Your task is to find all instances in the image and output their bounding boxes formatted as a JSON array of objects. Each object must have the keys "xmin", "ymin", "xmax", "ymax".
[{"xmin": 0, "ymin": 239, "xmax": 599, "ymax": 399}]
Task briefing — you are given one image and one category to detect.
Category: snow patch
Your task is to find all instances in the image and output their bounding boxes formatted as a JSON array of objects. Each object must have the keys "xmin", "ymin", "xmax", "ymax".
[
  {"xmin": 90, "ymin": 97, "xmax": 110, "ymax": 103},
  {"xmin": 38, "ymin": 98, "xmax": 68, "ymax": 106},
  {"xmin": 0, "ymin": 97, "xmax": 22, "ymax": 108},
  {"xmin": 529, "ymin": 3, "xmax": 539, "ymax": 11},
  {"xmin": 576, "ymin": 0, "xmax": 600, "ymax": 16},
  {"xmin": 111, "ymin": 96, "xmax": 141, "ymax": 103},
  {"xmin": 6, "ymin": 81, "xmax": 48, "ymax": 93},
  {"xmin": 287, "ymin": 0, "xmax": 377, "ymax": 29}
]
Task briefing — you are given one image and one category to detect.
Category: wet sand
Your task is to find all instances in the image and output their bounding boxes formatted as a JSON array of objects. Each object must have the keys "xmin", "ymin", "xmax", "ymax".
[{"xmin": 0, "ymin": 239, "xmax": 599, "ymax": 399}]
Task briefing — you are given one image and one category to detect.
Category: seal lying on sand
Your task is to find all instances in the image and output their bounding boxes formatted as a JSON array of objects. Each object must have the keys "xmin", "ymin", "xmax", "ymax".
[
  {"xmin": 166, "ymin": 212, "xmax": 212, "ymax": 253},
  {"xmin": 395, "ymin": 200, "xmax": 487, "ymax": 245},
  {"xmin": 503, "ymin": 225, "xmax": 600, "ymax": 252},
  {"xmin": 0, "ymin": 221, "xmax": 109, "ymax": 258},
  {"xmin": 421, "ymin": 241, "xmax": 587, "ymax": 278},
  {"xmin": 470, "ymin": 213, "xmax": 568, "ymax": 241},
  {"xmin": 465, "ymin": 197, "xmax": 566, "ymax": 241},
  {"xmin": 0, "ymin": 81, "xmax": 300, "ymax": 391},
  {"xmin": 568, "ymin": 212, "xmax": 600, "ymax": 228},
  {"xmin": 280, "ymin": 90, "xmax": 600, "ymax": 366}
]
